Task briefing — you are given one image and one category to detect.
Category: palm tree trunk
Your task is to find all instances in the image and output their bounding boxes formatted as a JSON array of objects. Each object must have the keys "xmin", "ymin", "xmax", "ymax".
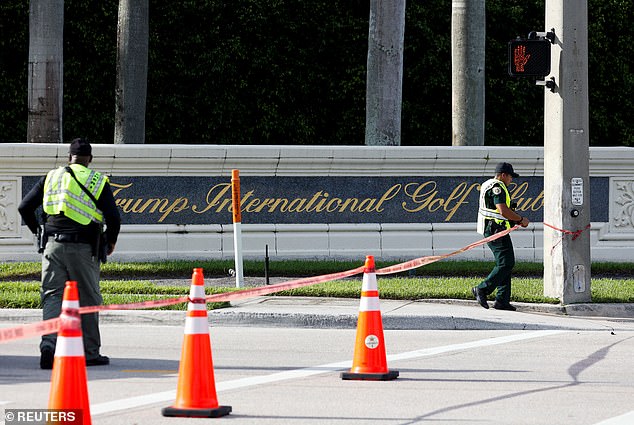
[
  {"xmin": 365, "ymin": 0, "xmax": 406, "ymax": 146},
  {"xmin": 114, "ymin": 0, "xmax": 149, "ymax": 144},
  {"xmin": 27, "ymin": 0, "xmax": 64, "ymax": 144}
]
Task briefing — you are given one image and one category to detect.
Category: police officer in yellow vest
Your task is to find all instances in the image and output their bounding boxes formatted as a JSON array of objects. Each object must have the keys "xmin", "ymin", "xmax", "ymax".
[
  {"xmin": 472, "ymin": 162, "xmax": 529, "ymax": 311},
  {"xmin": 19, "ymin": 138, "xmax": 121, "ymax": 369}
]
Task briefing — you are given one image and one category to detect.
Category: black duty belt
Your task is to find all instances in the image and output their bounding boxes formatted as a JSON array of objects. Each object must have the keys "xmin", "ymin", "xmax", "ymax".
[{"xmin": 49, "ymin": 233, "xmax": 93, "ymax": 244}]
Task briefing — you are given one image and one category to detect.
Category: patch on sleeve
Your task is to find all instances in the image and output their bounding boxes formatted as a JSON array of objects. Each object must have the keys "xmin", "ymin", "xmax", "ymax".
[{"xmin": 492, "ymin": 186, "xmax": 502, "ymax": 195}]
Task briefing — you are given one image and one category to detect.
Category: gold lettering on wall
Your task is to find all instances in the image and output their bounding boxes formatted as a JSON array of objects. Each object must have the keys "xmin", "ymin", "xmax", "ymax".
[
  {"xmin": 401, "ymin": 181, "xmax": 480, "ymax": 221},
  {"xmin": 445, "ymin": 182, "xmax": 480, "ymax": 221},
  {"xmin": 509, "ymin": 182, "xmax": 544, "ymax": 212},
  {"xmin": 192, "ymin": 183, "xmax": 232, "ymax": 214},
  {"xmin": 110, "ymin": 179, "xmax": 544, "ymax": 224}
]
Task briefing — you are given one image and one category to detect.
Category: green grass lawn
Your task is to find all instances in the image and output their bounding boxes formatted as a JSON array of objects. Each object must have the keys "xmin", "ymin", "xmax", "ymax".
[
  {"xmin": 1, "ymin": 259, "xmax": 633, "ymax": 309},
  {"xmin": 2, "ymin": 259, "xmax": 633, "ymax": 280}
]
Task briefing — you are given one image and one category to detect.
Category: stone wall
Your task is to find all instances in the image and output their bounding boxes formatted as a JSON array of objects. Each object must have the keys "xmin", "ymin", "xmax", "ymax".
[{"xmin": 1, "ymin": 143, "xmax": 631, "ymax": 263}]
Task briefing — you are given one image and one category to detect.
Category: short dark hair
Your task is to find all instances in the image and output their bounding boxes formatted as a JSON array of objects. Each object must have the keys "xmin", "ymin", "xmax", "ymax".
[{"xmin": 69, "ymin": 138, "xmax": 92, "ymax": 156}]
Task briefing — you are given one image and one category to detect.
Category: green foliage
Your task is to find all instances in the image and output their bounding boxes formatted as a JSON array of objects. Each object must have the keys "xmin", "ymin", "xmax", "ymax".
[
  {"xmin": 0, "ymin": 281, "xmax": 41, "ymax": 292},
  {"xmin": 587, "ymin": 0, "xmax": 634, "ymax": 146},
  {"xmin": 62, "ymin": 0, "xmax": 118, "ymax": 143},
  {"xmin": 1, "ymin": 259, "xmax": 631, "ymax": 281},
  {"xmin": 0, "ymin": 0, "xmax": 632, "ymax": 145},
  {"xmin": 2, "ymin": 273, "xmax": 634, "ymax": 307},
  {"xmin": 484, "ymin": 0, "xmax": 546, "ymax": 146},
  {"xmin": 0, "ymin": 1, "xmax": 28, "ymax": 142},
  {"xmin": 591, "ymin": 278, "xmax": 634, "ymax": 303},
  {"xmin": 278, "ymin": 276, "xmax": 561, "ymax": 303},
  {"xmin": 146, "ymin": 0, "xmax": 368, "ymax": 145},
  {"xmin": 0, "ymin": 290, "xmax": 41, "ymax": 308},
  {"xmin": 0, "ymin": 280, "xmax": 231, "ymax": 309}
]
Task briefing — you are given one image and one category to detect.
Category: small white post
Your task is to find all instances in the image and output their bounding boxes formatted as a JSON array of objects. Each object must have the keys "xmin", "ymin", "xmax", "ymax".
[{"xmin": 231, "ymin": 169, "xmax": 244, "ymax": 288}]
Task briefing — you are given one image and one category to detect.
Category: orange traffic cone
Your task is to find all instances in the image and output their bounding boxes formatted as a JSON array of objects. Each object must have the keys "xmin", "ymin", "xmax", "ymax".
[
  {"xmin": 48, "ymin": 280, "xmax": 92, "ymax": 425},
  {"xmin": 162, "ymin": 268, "xmax": 231, "ymax": 418},
  {"xmin": 341, "ymin": 256, "xmax": 399, "ymax": 381}
]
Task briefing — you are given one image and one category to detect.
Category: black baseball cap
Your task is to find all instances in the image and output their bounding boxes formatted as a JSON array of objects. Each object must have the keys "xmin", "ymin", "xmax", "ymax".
[{"xmin": 495, "ymin": 162, "xmax": 519, "ymax": 177}]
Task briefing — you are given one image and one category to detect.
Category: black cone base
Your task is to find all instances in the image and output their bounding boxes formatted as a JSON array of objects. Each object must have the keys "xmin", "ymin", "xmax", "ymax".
[
  {"xmin": 161, "ymin": 405, "xmax": 232, "ymax": 418},
  {"xmin": 340, "ymin": 370, "xmax": 399, "ymax": 381}
]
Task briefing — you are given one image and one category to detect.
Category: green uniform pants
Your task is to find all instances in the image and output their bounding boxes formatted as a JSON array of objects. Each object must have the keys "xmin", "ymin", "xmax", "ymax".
[
  {"xmin": 40, "ymin": 238, "xmax": 103, "ymax": 360},
  {"xmin": 477, "ymin": 233, "xmax": 515, "ymax": 304}
]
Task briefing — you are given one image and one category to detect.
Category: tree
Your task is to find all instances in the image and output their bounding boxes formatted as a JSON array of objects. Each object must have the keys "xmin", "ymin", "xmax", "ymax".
[
  {"xmin": 365, "ymin": 0, "xmax": 406, "ymax": 146},
  {"xmin": 451, "ymin": 0, "xmax": 485, "ymax": 146},
  {"xmin": 27, "ymin": 0, "xmax": 64, "ymax": 143},
  {"xmin": 114, "ymin": 0, "xmax": 149, "ymax": 144}
]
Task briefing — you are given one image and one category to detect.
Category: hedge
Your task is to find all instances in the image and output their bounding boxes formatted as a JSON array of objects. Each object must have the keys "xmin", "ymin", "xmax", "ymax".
[{"xmin": 0, "ymin": 0, "xmax": 631, "ymax": 146}]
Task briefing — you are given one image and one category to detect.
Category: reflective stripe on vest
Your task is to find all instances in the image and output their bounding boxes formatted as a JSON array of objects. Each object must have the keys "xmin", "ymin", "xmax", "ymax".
[
  {"xmin": 43, "ymin": 164, "xmax": 106, "ymax": 225},
  {"xmin": 478, "ymin": 178, "xmax": 511, "ymax": 228}
]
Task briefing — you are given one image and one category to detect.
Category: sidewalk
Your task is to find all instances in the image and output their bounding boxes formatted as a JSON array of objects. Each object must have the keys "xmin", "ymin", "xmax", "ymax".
[
  {"xmin": 2, "ymin": 296, "xmax": 633, "ymax": 331},
  {"xmin": 207, "ymin": 296, "xmax": 634, "ymax": 331}
]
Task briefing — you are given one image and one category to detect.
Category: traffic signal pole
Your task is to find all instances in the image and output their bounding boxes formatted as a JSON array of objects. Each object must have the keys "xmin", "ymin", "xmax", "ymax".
[{"xmin": 543, "ymin": 0, "xmax": 591, "ymax": 303}]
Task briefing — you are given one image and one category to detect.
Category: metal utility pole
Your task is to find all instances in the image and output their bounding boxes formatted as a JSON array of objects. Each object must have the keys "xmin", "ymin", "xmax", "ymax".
[
  {"xmin": 543, "ymin": 0, "xmax": 591, "ymax": 303},
  {"xmin": 27, "ymin": 0, "xmax": 64, "ymax": 144},
  {"xmin": 365, "ymin": 0, "xmax": 406, "ymax": 146},
  {"xmin": 451, "ymin": 0, "xmax": 485, "ymax": 146},
  {"xmin": 114, "ymin": 0, "xmax": 149, "ymax": 144}
]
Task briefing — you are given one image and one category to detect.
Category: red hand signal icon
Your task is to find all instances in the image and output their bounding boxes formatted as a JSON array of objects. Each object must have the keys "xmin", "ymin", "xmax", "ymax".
[
  {"xmin": 508, "ymin": 38, "xmax": 551, "ymax": 77},
  {"xmin": 514, "ymin": 45, "xmax": 531, "ymax": 72}
]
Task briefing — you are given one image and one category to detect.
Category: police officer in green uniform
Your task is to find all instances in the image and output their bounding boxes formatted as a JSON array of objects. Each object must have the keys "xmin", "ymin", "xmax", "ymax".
[
  {"xmin": 19, "ymin": 138, "xmax": 121, "ymax": 369},
  {"xmin": 472, "ymin": 162, "xmax": 529, "ymax": 311}
]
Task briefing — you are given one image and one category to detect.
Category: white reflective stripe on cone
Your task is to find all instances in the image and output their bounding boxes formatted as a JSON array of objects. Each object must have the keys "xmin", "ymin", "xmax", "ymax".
[
  {"xmin": 184, "ymin": 316, "xmax": 210, "ymax": 335},
  {"xmin": 55, "ymin": 336, "xmax": 85, "ymax": 357},
  {"xmin": 359, "ymin": 297, "xmax": 380, "ymax": 312},
  {"xmin": 188, "ymin": 285, "xmax": 205, "ymax": 298},
  {"xmin": 361, "ymin": 274, "xmax": 378, "ymax": 292},
  {"xmin": 61, "ymin": 300, "xmax": 80, "ymax": 309}
]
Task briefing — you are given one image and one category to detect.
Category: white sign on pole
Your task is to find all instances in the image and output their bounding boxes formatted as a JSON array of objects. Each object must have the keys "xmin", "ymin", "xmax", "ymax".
[{"xmin": 571, "ymin": 178, "xmax": 583, "ymax": 206}]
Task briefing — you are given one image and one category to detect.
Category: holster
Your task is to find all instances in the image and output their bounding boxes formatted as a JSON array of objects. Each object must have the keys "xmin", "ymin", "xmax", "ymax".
[
  {"xmin": 36, "ymin": 225, "xmax": 47, "ymax": 253},
  {"xmin": 487, "ymin": 220, "xmax": 508, "ymax": 235},
  {"xmin": 95, "ymin": 232, "xmax": 108, "ymax": 263}
]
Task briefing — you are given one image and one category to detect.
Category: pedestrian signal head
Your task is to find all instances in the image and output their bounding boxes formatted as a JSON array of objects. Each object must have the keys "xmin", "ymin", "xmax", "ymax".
[{"xmin": 508, "ymin": 39, "xmax": 551, "ymax": 77}]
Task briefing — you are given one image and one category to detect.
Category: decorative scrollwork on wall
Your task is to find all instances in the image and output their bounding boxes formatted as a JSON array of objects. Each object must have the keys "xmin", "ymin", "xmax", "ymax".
[
  {"xmin": 612, "ymin": 179, "xmax": 634, "ymax": 230},
  {"xmin": 0, "ymin": 181, "xmax": 16, "ymax": 235}
]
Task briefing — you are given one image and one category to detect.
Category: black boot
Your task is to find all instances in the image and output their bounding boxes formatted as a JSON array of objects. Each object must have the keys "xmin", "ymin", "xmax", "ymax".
[{"xmin": 471, "ymin": 287, "xmax": 489, "ymax": 309}]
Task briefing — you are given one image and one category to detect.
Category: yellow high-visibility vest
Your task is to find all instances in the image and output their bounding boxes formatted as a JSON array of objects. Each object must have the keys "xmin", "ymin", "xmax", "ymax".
[
  {"xmin": 43, "ymin": 164, "xmax": 107, "ymax": 225},
  {"xmin": 477, "ymin": 178, "xmax": 511, "ymax": 235}
]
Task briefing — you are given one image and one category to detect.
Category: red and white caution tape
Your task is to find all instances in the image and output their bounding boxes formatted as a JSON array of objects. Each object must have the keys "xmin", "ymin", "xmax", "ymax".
[
  {"xmin": 78, "ymin": 266, "xmax": 367, "ymax": 315},
  {"xmin": 0, "ymin": 317, "xmax": 61, "ymax": 345},
  {"xmin": 543, "ymin": 222, "xmax": 591, "ymax": 255},
  {"xmin": 77, "ymin": 296, "xmax": 191, "ymax": 314},
  {"xmin": 0, "ymin": 267, "xmax": 365, "ymax": 343},
  {"xmin": 543, "ymin": 222, "xmax": 590, "ymax": 241},
  {"xmin": 201, "ymin": 266, "xmax": 365, "ymax": 304},
  {"xmin": 1, "ymin": 226, "xmax": 525, "ymax": 344},
  {"xmin": 376, "ymin": 225, "xmax": 520, "ymax": 275}
]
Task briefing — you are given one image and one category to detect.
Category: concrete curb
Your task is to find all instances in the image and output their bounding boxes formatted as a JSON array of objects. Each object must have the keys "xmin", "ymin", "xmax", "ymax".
[
  {"xmin": 562, "ymin": 303, "xmax": 634, "ymax": 318},
  {"xmin": 1, "ymin": 298, "xmax": 633, "ymax": 331}
]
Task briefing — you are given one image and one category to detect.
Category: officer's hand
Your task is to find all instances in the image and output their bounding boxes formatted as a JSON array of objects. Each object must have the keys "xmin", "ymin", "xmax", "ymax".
[
  {"xmin": 520, "ymin": 217, "xmax": 529, "ymax": 228},
  {"xmin": 107, "ymin": 242, "xmax": 116, "ymax": 256}
]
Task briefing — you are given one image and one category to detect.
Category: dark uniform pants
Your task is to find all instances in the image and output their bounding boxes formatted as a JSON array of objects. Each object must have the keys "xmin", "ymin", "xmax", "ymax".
[
  {"xmin": 477, "ymin": 233, "xmax": 515, "ymax": 304},
  {"xmin": 40, "ymin": 238, "xmax": 103, "ymax": 360}
]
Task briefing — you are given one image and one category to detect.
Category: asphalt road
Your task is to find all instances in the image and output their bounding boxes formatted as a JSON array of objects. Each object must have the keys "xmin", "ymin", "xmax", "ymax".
[{"xmin": 1, "ymin": 323, "xmax": 633, "ymax": 425}]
